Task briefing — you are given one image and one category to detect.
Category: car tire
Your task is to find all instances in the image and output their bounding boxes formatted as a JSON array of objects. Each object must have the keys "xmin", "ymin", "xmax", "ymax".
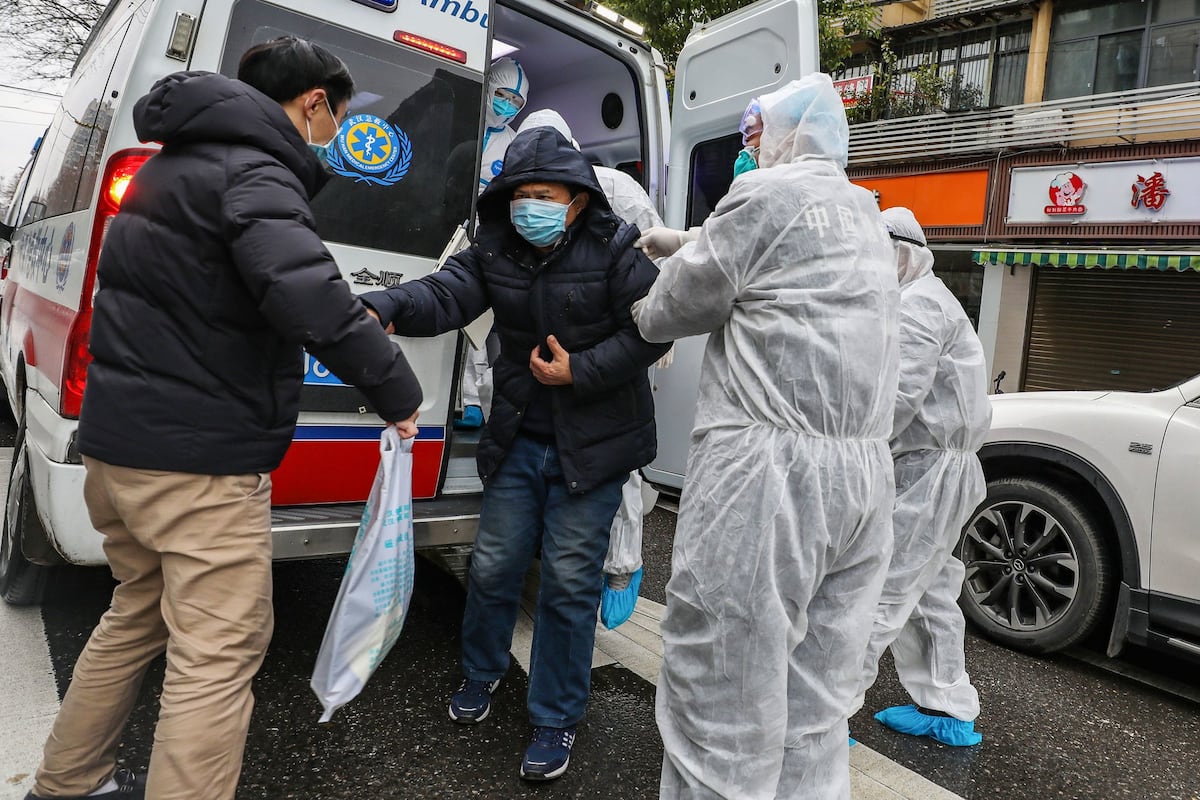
[
  {"xmin": 957, "ymin": 477, "xmax": 1112, "ymax": 654},
  {"xmin": 0, "ymin": 416, "xmax": 51, "ymax": 605}
]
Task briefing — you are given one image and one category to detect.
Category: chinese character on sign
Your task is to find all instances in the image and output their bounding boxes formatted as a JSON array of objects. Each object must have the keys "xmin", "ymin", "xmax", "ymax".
[{"xmin": 1131, "ymin": 171, "xmax": 1169, "ymax": 211}]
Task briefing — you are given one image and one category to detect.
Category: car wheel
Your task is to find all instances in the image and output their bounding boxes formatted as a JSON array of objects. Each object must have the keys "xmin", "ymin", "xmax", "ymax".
[
  {"xmin": 0, "ymin": 417, "xmax": 50, "ymax": 605},
  {"xmin": 957, "ymin": 477, "xmax": 1112, "ymax": 654}
]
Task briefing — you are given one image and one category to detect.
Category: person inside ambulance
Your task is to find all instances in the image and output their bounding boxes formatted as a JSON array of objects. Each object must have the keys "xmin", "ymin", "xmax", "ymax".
[
  {"xmin": 455, "ymin": 56, "xmax": 531, "ymax": 430},
  {"xmin": 515, "ymin": 108, "xmax": 664, "ymax": 630},
  {"xmin": 631, "ymin": 75, "xmax": 900, "ymax": 800},
  {"xmin": 848, "ymin": 206, "xmax": 991, "ymax": 747},
  {"xmin": 361, "ymin": 126, "xmax": 669, "ymax": 782}
]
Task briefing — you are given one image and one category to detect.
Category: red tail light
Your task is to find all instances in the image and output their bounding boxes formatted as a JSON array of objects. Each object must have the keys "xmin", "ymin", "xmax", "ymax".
[
  {"xmin": 393, "ymin": 31, "xmax": 468, "ymax": 64},
  {"xmin": 60, "ymin": 148, "xmax": 155, "ymax": 419}
]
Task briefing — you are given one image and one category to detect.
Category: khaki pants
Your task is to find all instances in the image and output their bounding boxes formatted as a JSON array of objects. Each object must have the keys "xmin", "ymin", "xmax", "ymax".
[{"xmin": 34, "ymin": 458, "xmax": 273, "ymax": 800}]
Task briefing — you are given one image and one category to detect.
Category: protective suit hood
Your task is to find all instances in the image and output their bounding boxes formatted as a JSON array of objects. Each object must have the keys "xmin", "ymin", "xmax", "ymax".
[
  {"xmin": 518, "ymin": 109, "xmax": 580, "ymax": 149},
  {"xmin": 485, "ymin": 57, "xmax": 528, "ymax": 129},
  {"xmin": 882, "ymin": 207, "xmax": 934, "ymax": 287},
  {"xmin": 476, "ymin": 127, "xmax": 611, "ymax": 225},
  {"xmin": 758, "ymin": 73, "xmax": 850, "ymax": 169}
]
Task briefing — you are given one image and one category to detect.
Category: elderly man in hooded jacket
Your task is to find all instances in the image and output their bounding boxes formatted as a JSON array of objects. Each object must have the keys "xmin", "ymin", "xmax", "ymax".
[
  {"xmin": 632, "ymin": 74, "xmax": 900, "ymax": 800},
  {"xmin": 363, "ymin": 126, "xmax": 669, "ymax": 781}
]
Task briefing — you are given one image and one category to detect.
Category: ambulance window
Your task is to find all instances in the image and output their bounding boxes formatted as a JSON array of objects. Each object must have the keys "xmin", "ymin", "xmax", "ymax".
[
  {"xmin": 220, "ymin": 1, "xmax": 484, "ymax": 259},
  {"xmin": 4, "ymin": 156, "xmax": 38, "ymax": 228},
  {"xmin": 21, "ymin": 13, "xmax": 132, "ymax": 221},
  {"xmin": 686, "ymin": 132, "xmax": 742, "ymax": 228},
  {"xmin": 76, "ymin": 8, "xmax": 150, "ymax": 212}
]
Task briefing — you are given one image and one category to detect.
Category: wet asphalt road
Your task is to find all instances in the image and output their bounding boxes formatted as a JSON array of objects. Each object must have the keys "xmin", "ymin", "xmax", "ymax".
[
  {"xmin": 41, "ymin": 559, "xmax": 662, "ymax": 799},
  {"xmin": 23, "ymin": 445, "xmax": 1200, "ymax": 800}
]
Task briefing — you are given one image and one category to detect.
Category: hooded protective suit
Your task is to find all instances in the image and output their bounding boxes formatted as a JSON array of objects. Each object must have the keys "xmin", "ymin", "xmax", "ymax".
[
  {"xmin": 518, "ymin": 109, "xmax": 664, "ymax": 232},
  {"xmin": 850, "ymin": 207, "xmax": 992, "ymax": 726},
  {"xmin": 632, "ymin": 74, "xmax": 899, "ymax": 800},
  {"xmin": 478, "ymin": 57, "xmax": 529, "ymax": 191},
  {"xmin": 461, "ymin": 59, "xmax": 531, "ymax": 417}
]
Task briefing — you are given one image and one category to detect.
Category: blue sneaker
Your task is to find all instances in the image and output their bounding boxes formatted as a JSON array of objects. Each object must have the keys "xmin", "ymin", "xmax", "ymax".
[
  {"xmin": 874, "ymin": 704, "xmax": 982, "ymax": 746},
  {"xmin": 519, "ymin": 725, "xmax": 576, "ymax": 781},
  {"xmin": 448, "ymin": 677, "xmax": 500, "ymax": 724}
]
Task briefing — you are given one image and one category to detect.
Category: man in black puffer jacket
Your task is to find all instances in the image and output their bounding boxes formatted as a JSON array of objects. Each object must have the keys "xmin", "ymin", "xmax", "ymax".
[
  {"xmin": 27, "ymin": 40, "xmax": 421, "ymax": 800},
  {"xmin": 364, "ymin": 127, "xmax": 669, "ymax": 781}
]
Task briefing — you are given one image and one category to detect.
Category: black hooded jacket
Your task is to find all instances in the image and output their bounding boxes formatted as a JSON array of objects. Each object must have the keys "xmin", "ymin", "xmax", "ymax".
[
  {"xmin": 363, "ymin": 128, "xmax": 669, "ymax": 493},
  {"xmin": 77, "ymin": 72, "xmax": 422, "ymax": 475}
]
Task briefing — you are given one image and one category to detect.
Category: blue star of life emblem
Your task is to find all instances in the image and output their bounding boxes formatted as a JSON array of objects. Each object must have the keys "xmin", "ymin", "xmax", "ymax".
[{"xmin": 326, "ymin": 114, "xmax": 413, "ymax": 187}]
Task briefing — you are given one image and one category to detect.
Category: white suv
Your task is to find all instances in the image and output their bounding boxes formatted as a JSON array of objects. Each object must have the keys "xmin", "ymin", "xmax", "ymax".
[{"xmin": 959, "ymin": 373, "xmax": 1200, "ymax": 660}]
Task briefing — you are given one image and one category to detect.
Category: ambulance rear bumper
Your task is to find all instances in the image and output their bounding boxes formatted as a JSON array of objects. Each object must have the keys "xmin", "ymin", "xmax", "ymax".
[{"xmin": 270, "ymin": 494, "xmax": 480, "ymax": 560}]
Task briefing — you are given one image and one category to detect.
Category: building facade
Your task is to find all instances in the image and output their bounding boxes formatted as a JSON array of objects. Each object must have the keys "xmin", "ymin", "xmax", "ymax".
[{"xmin": 840, "ymin": 0, "xmax": 1200, "ymax": 393}]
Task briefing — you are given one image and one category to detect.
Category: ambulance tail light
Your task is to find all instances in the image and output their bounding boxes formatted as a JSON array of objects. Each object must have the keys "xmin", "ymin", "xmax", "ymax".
[
  {"xmin": 393, "ymin": 31, "xmax": 468, "ymax": 64},
  {"xmin": 61, "ymin": 148, "xmax": 155, "ymax": 419}
]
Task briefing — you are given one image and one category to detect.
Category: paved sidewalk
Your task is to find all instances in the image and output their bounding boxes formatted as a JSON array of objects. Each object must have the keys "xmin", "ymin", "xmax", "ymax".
[{"xmin": 515, "ymin": 570, "xmax": 965, "ymax": 800}]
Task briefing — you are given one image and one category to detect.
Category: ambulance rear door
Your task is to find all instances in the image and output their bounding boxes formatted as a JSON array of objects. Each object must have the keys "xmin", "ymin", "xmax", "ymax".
[
  {"xmin": 187, "ymin": 0, "xmax": 491, "ymax": 505},
  {"xmin": 643, "ymin": 0, "xmax": 818, "ymax": 491}
]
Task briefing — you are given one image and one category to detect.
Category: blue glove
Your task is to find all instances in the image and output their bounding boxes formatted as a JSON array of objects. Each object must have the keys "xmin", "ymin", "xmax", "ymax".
[{"xmin": 600, "ymin": 567, "xmax": 643, "ymax": 630}]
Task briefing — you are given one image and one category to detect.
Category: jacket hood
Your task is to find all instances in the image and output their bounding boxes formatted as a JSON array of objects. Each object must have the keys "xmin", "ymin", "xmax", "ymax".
[
  {"xmin": 133, "ymin": 71, "xmax": 324, "ymax": 196},
  {"xmin": 476, "ymin": 127, "xmax": 611, "ymax": 225}
]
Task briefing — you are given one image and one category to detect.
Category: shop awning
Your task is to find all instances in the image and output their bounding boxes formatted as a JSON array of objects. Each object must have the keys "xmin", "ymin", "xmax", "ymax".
[{"xmin": 972, "ymin": 249, "xmax": 1200, "ymax": 272}]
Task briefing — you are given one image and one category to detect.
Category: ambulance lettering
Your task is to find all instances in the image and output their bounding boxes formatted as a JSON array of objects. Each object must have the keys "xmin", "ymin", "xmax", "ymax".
[{"xmin": 420, "ymin": 0, "xmax": 489, "ymax": 29}]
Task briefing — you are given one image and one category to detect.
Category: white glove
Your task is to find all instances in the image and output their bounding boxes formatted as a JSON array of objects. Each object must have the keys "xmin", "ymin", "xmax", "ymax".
[
  {"xmin": 635, "ymin": 226, "xmax": 690, "ymax": 259},
  {"xmin": 655, "ymin": 344, "xmax": 675, "ymax": 370}
]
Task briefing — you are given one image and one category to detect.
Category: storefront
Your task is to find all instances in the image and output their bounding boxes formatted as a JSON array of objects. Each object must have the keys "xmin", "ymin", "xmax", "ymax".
[
  {"xmin": 973, "ymin": 250, "xmax": 1200, "ymax": 392},
  {"xmin": 978, "ymin": 147, "xmax": 1200, "ymax": 392}
]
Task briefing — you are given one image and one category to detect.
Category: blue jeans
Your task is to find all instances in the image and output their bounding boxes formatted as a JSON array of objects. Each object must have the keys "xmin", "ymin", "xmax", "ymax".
[{"xmin": 461, "ymin": 435, "xmax": 624, "ymax": 727}]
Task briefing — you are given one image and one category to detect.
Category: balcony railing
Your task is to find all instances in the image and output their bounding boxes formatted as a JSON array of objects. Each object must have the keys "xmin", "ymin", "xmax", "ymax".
[
  {"xmin": 929, "ymin": 0, "xmax": 1027, "ymax": 19},
  {"xmin": 848, "ymin": 81, "xmax": 1200, "ymax": 165}
]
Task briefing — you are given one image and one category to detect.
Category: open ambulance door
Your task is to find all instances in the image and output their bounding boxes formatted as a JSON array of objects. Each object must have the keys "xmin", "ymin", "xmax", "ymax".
[{"xmin": 642, "ymin": 0, "xmax": 818, "ymax": 492}]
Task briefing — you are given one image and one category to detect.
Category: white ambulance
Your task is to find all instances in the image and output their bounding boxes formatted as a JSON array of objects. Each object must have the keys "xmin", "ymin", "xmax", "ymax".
[{"xmin": 0, "ymin": 0, "xmax": 817, "ymax": 603}]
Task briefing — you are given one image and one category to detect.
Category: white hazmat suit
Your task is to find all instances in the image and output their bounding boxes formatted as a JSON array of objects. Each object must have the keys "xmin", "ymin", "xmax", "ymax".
[
  {"xmin": 461, "ymin": 58, "xmax": 530, "ymax": 418},
  {"xmin": 851, "ymin": 207, "xmax": 991, "ymax": 732},
  {"xmin": 478, "ymin": 57, "xmax": 528, "ymax": 191},
  {"xmin": 632, "ymin": 74, "xmax": 900, "ymax": 800}
]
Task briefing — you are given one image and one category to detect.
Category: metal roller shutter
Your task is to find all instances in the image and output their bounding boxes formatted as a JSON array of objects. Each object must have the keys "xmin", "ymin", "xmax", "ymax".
[{"xmin": 1023, "ymin": 267, "xmax": 1200, "ymax": 392}]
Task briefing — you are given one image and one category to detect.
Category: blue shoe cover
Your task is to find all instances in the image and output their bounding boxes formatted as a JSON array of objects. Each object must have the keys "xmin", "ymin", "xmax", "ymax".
[
  {"xmin": 874, "ymin": 705, "xmax": 982, "ymax": 747},
  {"xmin": 849, "ymin": 737, "xmax": 857, "ymax": 747},
  {"xmin": 454, "ymin": 405, "xmax": 484, "ymax": 430},
  {"xmin": 600, "ymin": 568, "xmax": 643, "ymax": 629}
]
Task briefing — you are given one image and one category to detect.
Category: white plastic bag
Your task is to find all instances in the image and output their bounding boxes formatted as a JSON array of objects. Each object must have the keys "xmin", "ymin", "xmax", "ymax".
[{"xmin": 311, "ymin": 428, "xmax": 414, "ymax": 722}]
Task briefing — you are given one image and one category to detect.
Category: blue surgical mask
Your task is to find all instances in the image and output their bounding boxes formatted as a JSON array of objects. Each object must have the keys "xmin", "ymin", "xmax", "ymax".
[
  {"xmin": 511, "ymin": 198, "xmax": 573, "ymax": 248},
  {"xmin": 309, "ymin": 143, "xmax": 331, "ymax": 166},
  {"xmin": 306, "ymin": 97, "xmax": 338, "ymax": 168},
  {"xmin": 733, "ymin": 146, "xmax": 758, "ymax": 177},
  {"xmin": 492, "ymin": 96, "xmax": 520, "ymax": 121}
]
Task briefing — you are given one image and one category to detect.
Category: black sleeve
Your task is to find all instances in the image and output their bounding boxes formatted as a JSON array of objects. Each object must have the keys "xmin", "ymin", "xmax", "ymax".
[
  {"xmin": 570, "ymin": 240, "xmax": 672, "ymax": 396},
  {"xmin": 221, "ymin": 161, "xmax": 422, "ymax": 421}
]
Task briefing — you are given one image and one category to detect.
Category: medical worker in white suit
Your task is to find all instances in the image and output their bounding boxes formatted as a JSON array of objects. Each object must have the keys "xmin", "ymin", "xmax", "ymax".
[{"xmin": 632, "ymin": 74, "xmax": 900, "ymax": 800}]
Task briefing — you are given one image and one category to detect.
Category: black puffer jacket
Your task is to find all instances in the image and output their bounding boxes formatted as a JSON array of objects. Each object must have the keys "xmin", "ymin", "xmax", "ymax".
[
  {"xmin": 364, "ymin": 128, "xmax": 669, "ymax": 493},
  {"xmin": 78, "ymin": 72, "xmax": 422, "ymax": 475}
]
